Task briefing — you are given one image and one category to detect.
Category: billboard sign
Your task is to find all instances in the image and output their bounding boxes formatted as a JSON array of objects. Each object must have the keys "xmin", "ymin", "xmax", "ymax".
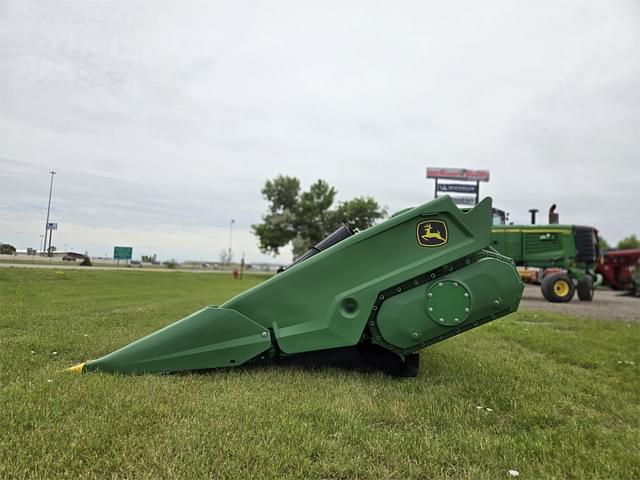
[
  {"xmin": 47, "ymin": 222, "xmax": 58, "ymax": 230},
  {"xmin": 437, "ymin": 183, "xmax": 478, "ymax": 194},
  {"xmin": 451, "ymin": 196, "xmax": 477, "ymax": 206},
  {"xmin": 426, "ymin": 167, "xmax": 490, "ymax": 182},
  {"xmin": 113, "ymin": 246, "xmax": 133, "ymax": 260}
]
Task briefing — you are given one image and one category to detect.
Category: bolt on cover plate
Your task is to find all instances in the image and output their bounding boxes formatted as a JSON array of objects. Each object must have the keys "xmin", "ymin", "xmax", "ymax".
[{"xmin": 425, "ymin": 280, "xmax": 472, "ymax": 327}]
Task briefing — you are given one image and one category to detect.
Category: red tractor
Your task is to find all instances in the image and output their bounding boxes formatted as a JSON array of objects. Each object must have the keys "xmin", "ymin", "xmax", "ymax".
[{"xmin": 597, "ymin": 249, "xmax": 640, "ymax": 296}]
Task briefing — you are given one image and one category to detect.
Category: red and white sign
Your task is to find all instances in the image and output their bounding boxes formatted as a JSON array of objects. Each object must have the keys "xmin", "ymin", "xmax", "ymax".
[{"xmin": 426, "ymin": 167, "xmax": 490, "ymax": 182}]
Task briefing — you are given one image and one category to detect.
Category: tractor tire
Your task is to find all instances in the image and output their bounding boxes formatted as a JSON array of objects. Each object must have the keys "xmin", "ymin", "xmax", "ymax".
[
  {"xmin": 577, "ymin": 277, "xmax": 594, "ymax": 301},
  {"xmin": 541, "ymin": 273, "xmax": 575, "ymax": 303}
]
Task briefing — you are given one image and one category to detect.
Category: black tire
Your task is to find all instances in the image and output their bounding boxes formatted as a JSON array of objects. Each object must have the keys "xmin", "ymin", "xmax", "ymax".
[
  {"xmin": 541, "ymin": 273, "xmax": 575, "ymax": 303},
  {"xmin": 577, "ymin": 277, "xmax": 594, "ymax": 301}
]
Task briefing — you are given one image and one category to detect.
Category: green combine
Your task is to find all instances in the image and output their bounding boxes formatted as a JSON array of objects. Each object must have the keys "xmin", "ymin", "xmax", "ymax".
[
  {"xmin": 491, "ymin": 224, "xmax": 600, "ymax": 302},
  {"xmin": 68, "ymin": 196, "xmax": 523, "ymax": 376}
]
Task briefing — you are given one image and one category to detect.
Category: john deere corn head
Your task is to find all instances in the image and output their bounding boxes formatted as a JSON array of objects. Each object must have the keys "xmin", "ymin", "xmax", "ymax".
[{"xmin": 68, "ymin": 196, "xmax": 523, "ymax": 377}]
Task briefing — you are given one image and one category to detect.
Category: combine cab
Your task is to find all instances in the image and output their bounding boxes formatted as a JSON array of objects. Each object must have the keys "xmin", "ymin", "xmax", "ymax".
[
  {"xmin": 68, "ymin": 196, "xmax": 523, "ymax": 377},
  {"xmin": 491, "ymin": 224, "xmax": 600, "ymax": 302}
]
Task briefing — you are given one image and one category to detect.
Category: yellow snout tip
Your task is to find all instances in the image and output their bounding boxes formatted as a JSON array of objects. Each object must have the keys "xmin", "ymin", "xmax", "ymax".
[{"xmin": 65, "ymin": 362, "xmax": 87, "ymax": 374}]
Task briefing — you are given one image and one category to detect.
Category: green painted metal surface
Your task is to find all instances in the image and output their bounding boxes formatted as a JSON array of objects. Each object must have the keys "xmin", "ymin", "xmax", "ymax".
[
  {"xmin": 224, "ymin": 196, "xmax": 497, "ymax": 354},
  {"xmin": 490, "ymin": 224, "xmax": 599, "ymax": 282},
  {"xmin": 75, "ymin": 195, "xmax": 524, "ymax": 375},
  {"xmin": 375, "ymin": 254, "xmax": 522, "ymax": 352},
  {"xmin": 85, "ymin": 307, "xmax": 271, "ymax": 373},
  {"xmin": 490, "ymin": 226, "xmax": 576, "ymax": 266}
]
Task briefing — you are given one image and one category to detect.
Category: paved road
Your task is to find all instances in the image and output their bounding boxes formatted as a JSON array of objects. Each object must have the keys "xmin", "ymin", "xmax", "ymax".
[{"xmin": 520, "ymin": 284, "xmax": 639, "ymax": 322}]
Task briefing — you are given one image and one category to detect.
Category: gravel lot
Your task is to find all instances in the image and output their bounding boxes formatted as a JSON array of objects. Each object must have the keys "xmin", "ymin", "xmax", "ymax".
[{"xmin": 520, "ymin": 284, "xmax": 639, "ymax": 322}]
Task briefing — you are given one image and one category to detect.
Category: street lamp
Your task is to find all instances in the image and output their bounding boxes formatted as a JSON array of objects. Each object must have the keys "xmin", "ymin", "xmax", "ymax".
[
  {"xmin": 228, "ymin": 219, "xmax": 235, "ymax": 265},
  {"xmin": 43, "ymin": 171, "xmax": 56, "ymax": 255}
]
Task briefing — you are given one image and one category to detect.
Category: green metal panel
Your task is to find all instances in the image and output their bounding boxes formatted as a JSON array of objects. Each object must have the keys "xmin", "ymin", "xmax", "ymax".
[
  {"xmin": 375, "ymin": 254, "xmax": 522, "ymax": 353},
  {"xmin": 84, "ymin": 307, "xmax": 272, "ymax": 373},
  {"xmin": 71, "ymin": 195, "xmax": 524, "ymax": 375},
  {"xmin": 491, "ymin": 226, "xmax": 577, "ymax": 268},
  {"xmin": 223, "ymin": 196, "xmax": 494, "ymax": 354}
]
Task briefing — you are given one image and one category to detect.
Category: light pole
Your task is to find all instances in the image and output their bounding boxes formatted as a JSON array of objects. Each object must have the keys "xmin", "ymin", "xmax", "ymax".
[
  {"xmin": 228, "ymin": 219, "xmax": 235, "ymax": 265},
  {"xmin": 43, "ymin": 171, "xmax": 56, "ymax": 255}
]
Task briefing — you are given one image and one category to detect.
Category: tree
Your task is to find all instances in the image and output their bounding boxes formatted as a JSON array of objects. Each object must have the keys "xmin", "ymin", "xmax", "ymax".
[
  {"xmin": 331, "ymin": 197, "xmax": 388, "ymax": 232},
  {"xmin": 141, "ymin": 254, "xmax": 158, "ymax": 263},
  {"xmin": 252, "ymin": 176, "xmax": 301, "ymax": 256},
  {"xmin": 0, "ymin": 243, "xmax": 16, "ymax": 254},
  {"xmin": 617, "ymin": 234, "xmax": 640, "ymax": 249},
  {"xmin": 252, "ymin": 176, "xmax": 387, "ymax": 259},
  {"xmin": 598, "ymin": 236, "xmax": 610, "ymax": 251}
]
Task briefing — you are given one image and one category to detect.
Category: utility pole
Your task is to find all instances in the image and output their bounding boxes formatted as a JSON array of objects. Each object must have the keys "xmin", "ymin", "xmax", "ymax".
[
  {"xmin": 48, "ymin": 227, "xmax": 55, "ymax": 255},
  {"xmin": 43, "ymin": 171, "xmax": 56, "ymax": 255},
  {"xmin": 240, "ymin": 251, "xmax": 245, "ymax": 280},
  {"xmin": 228, "ymin": 219, "xmax": 235, "ymax": 265}
]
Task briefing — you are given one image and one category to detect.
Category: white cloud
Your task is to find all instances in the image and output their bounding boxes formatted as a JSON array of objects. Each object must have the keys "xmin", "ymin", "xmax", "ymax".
[{"xmin": 1, "ymin": 0, "xmax": 638, "ymax": 261}]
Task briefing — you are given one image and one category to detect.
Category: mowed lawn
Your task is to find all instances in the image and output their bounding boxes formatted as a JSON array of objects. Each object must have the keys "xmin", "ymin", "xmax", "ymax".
[{"xmin": 1, "ymin": 268, "xmax": 638, "ymax": 479}]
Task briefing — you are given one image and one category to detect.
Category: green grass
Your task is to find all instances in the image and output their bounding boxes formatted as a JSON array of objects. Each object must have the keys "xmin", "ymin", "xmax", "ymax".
[{"xmin": 1, "ymin": 268, "xmax": 638, "ymax": 479}]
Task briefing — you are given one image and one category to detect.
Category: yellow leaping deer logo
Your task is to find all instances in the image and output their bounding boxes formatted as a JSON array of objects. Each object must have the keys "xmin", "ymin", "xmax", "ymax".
[{"xmin": 417, "ymin": 220, "xmax": 448, "ymax": 247}]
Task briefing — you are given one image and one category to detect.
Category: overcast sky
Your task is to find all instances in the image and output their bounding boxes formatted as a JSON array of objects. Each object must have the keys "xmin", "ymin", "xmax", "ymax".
[{"xmin": 1, "ymin": 0, "xmax": 638, "ymax": 262}]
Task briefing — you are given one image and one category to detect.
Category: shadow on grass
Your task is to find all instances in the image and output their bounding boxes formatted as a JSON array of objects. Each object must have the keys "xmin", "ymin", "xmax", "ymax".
[{"xmin": 185, "ymin": 345, "xmax": 422, "ymax": 378}]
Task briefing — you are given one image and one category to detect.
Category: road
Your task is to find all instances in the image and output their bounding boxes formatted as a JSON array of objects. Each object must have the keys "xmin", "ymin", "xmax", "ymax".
[{"xmin": 520, "ymin": 284, "xmax": 639, "ymax": 322}]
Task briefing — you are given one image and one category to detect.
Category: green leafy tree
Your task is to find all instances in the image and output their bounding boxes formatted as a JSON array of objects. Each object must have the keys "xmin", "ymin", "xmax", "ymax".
[
  {"xmin": 252, "ymin": 176, "xmax": 301, "ymax": 255},
  {"xmin": 252, "ymin": 176, "xmax": 386, "ymax": 259},
  {"xmin": 0, "ymin": 243, "xmax": 16, "ymax": 254},
  {"xmin": 330, "ymin": 197, "xmax": 388, "ymax": 232},
  {"xmin": 617, "ymin": 234, "xmax": 640, "ymax": 249},
  {"xmin": 598, "ymin": 236, "xmax": 610, "ymax": 251}
]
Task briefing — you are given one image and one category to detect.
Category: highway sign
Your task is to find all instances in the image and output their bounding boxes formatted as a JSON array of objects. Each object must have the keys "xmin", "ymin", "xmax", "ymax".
[{"xmin": 113, "ymin": 246, "xmax": 133, "ymax": 260}]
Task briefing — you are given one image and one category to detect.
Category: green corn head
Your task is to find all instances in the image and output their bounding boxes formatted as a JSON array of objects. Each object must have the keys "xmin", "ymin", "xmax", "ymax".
[{"xmin": 68, "ymin": 196, "xmax": 523, "ymax": 376}]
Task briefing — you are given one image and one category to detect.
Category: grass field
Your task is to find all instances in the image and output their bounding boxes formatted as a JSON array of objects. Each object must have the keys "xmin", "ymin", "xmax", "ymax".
[{"xmin": 1, "ymin": 268, "xmax": 638, "ymax": 479}]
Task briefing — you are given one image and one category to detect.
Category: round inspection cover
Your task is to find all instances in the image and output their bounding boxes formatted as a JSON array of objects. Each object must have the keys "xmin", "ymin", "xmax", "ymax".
[{"xmin": 426, "ymin": 280, "xmax": 471, "ymax": 327}]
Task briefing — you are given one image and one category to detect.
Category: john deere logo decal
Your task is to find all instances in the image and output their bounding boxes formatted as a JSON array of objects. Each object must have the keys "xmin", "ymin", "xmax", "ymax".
[{"xmin": 417, "ymin": 220, "xmax": 448, "ymax": 247}]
